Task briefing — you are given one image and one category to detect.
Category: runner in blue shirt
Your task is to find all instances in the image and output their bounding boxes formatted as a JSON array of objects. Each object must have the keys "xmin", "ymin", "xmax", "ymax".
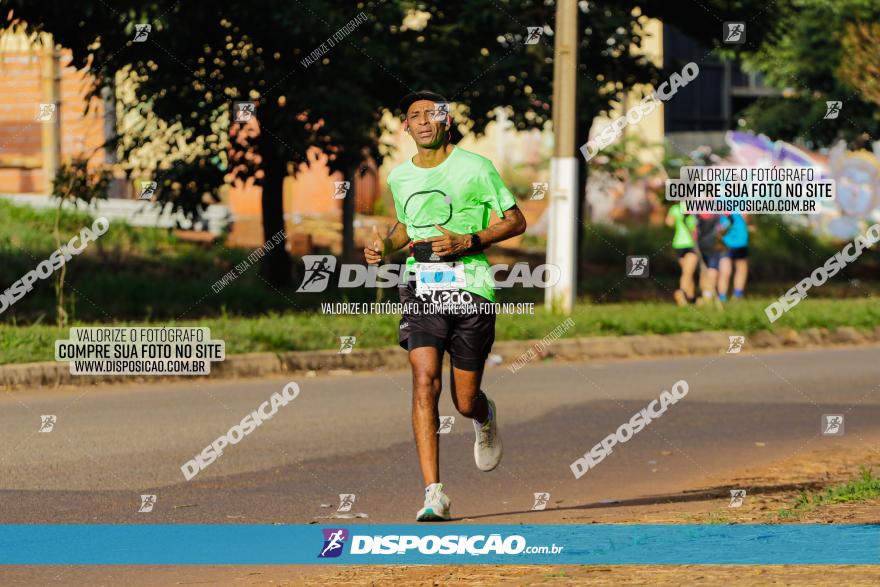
[{"xmin": 718, "ymin": 213, "xmax": 749, "ymax": 302}]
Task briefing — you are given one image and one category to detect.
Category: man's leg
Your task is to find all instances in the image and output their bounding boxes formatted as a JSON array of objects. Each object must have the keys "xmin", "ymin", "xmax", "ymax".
[
  {"xmin": 447, "ymin": 297, "xmax": 501, "ymax": 471},
  {"xmin": 678, "ymin": 251, "xmax": 698, "ymax": 303},
  {"xmin": 399, "ymin": 284, "xmax": 453, "ymax": 521},
  {"xmin": 733, "ymin": 258, "xmax": 749, "ymax": 296},
  {"xmin": 718, "ymin": 256, "xmax": 733, "ymax": 301},
  {"xmin": 705, "ymin": 268, "xmax": 719, "ymax": 297},
  {"xmin": 409, "ymin": 346, "xmax": 443, "ymax": 486},
  {"xmin": 449, "ymin": 362, "xmax": 489, "ymax": 423},
  {"xmin": 451, "ymin": 362, "xmax": 502, "ymax": 472}
]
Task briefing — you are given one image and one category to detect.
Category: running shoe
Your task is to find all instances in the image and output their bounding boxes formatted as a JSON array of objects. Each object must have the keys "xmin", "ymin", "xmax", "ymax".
[
  {"xmin": 416, "ymin": 483, "xmax": 451, "ymax": 521},
  {"xmin": 473, "ymin": 398, "xmax": 502, "ymax": 471}
]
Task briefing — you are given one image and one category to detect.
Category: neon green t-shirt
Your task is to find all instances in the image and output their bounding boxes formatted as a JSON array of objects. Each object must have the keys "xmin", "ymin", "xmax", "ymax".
[
  {"xmin": 388, "ymin": 146, "xmax": 517, "ymax": 302},
  {"xmin": 667, "ymin": 203, "xmax": 696, "ymax": 249}
]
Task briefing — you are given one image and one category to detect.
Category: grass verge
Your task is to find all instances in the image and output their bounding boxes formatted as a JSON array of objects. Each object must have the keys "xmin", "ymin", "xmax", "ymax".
[
  {"xmin": 1, "ymin": 297, "xmax": 878, "ymax": 365},
  {"xmin": 777, "ymin": 467, "xmax": 880, "ymax": 520}
]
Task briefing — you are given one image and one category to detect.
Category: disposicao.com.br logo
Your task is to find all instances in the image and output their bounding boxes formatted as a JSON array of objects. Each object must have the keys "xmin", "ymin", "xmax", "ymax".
[
  {"xmin": 318, "ymin": 530, "xmax": 563, "ymax": 557},
  {"xmin": 297, "ymin": 255, "xmax": 560, "ymax": 292}
]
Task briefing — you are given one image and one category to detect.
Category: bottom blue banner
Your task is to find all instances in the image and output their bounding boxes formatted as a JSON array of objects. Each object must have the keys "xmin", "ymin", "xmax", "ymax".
[{"xmin": 0, "ymin": 524, "xmax": 877, "ymax": 564}]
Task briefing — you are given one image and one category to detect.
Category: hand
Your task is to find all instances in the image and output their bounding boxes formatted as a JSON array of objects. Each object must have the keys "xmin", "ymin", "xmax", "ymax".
[
  {"xmin": 428, "ymin": 224, "xmax": 472, "ymax": 257},
  {"xmin": 364, "ymin": 225, "xmax": 384, "ymax": 265}
]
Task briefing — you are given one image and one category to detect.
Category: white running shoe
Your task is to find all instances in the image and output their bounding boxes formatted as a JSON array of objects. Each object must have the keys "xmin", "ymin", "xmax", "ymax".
[
  {"xmin": 416, "ymin": 483, "xmax": 451, "ymax": 522},
  {"xmin": 473, "ymin": 398, "xmax": 502, "ymax": 471}
]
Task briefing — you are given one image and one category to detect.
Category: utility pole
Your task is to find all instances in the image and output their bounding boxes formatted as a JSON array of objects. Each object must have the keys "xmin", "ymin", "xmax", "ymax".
[
  {"xmin": 39, "ymin": 34, "xmax": 62, "ymax": 195},
  {"xmin": 545, "ymin": 0, "xmax": 578, "ymax": 313}
]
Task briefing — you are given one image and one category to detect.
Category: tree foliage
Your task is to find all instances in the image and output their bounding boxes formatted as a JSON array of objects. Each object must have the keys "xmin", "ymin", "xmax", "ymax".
[
  {"xmin": 6, "ymin": 0, "xmax": 781, "ymax": 283},
  {"xmin": 737, "ymin": 0, "xmax": 880, "ymax": 148},
  {"xmin": 838, "ymin": 20, "xmax": 880, "ymax": 107}
]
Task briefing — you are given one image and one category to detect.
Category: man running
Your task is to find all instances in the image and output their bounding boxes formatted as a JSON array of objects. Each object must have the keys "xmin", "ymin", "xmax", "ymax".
[
  {"xmin": 364, "ymin": 90, "xmax": 527, "ymax": 521},
  {"xmin": 665, "ymin": 201, "xmax": 698, "ymax": 305}
]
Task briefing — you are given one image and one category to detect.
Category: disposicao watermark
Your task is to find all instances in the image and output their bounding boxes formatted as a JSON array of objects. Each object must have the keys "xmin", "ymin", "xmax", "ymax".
[
  {"xmin": 296, "ymin": 256, "xmax": 561, "ymax": 293},
  {"xmin": 509, "ymin": 317, "xmax": 575, "ymax": 373},
  {"xmin": 181, "ymin": 382, "xmax": 300, "ymax": 480},
  {"xmin": 0, "ymin": 217, "xmax": 110, "ymax": 315},
  {"xmin": 765, "ymin": 223, "xmax": 880, "ymax": 323},
  {"xmin": 666, "ymin": 166, "xmax": 835, "ymax": 215},
  {"xmin": 301, "ymin": 12, "xmax": 368, "ymax": 68},
  {"xmin": 212, "ymin": 229, "xmax": 286, "ymax": 293},
  {"xmin": 55, "ymin": 327, "xmax": 225, "ymax": 376},
  {"xmin": 581, "ymin": 62, "xmax": 699, "ymax": 161},
  {"xmin": 570, "ymin": 380, "xmax": 689, "ymax": 478}
]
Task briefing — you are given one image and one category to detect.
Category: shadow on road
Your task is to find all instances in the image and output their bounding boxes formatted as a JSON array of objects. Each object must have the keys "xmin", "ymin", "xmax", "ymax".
[{"xmin": 459, "ymin": 479, "xmax": 832, "ymax": 522}]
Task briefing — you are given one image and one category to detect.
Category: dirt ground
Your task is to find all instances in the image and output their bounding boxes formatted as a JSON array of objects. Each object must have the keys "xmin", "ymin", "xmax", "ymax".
[
  {"xmin": 7, "ymin": 443, "xmax": 879, "ymax": 586},
  {"xmin": 284, "ymin": 443, "xmax": 880, "ymax": 585}
]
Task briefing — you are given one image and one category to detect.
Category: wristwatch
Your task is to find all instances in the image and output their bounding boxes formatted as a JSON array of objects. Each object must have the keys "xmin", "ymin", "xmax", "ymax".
[{"xmin": 469, "ymin": 233, "xmax": 482, "ymax": 252}]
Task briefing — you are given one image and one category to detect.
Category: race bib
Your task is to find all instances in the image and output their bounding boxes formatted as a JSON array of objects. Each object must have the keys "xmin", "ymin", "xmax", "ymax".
[{"xmin": 414, "ymin": 262, "xmax": 465, "ymax": 294}]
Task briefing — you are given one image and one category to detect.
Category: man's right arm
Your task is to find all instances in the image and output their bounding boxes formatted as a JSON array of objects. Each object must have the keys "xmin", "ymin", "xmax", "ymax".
[
  {"xmin": 364, "ymin": 221, "xmax": 410, "ymax": 264},
  {"xmin": 383, "ymin": 221, "xmax": 411, "ymax": 255}
]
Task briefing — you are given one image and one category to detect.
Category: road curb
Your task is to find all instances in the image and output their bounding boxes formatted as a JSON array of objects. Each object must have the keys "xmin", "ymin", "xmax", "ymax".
[{"xmin": 3, "ymin": 326, "xmax": 879, "ymax": 390}]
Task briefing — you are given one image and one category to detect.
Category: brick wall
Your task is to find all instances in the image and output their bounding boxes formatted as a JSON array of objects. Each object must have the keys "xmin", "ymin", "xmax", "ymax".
[
  {"xmin": 0, "ymin": 42, "xmax": 405, "ymax": 252},
  {"xmin": 0, "ymin": 50, "xmax": 105, "ymax": 193}
]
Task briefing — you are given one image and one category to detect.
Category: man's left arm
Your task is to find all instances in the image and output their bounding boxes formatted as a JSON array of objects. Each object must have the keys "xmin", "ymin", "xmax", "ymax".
[
  {"xmin": 430, "ymin": 205, "xmax": 526, "ymax": 257},
  {"xmin": 429, "ymin": 160, "xmax": 526, "ymax": 257}
]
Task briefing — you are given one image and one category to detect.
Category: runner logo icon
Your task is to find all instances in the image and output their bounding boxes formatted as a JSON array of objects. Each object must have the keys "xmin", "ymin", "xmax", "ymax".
[
  {"xmin": 626, "ymin": 256, "xmax": 649, "ymax": 278},
  {"xmin": 139, "ymin": 181, "xmax": 157, "ymax": 200},
  {"xmin": 36, "ymin": 103, "xmax": 57, "ymax": 122},
  {"xmin": 138, "ymin": 494, "xmax": 156, "ymax": 513},
  {"xmin": 531, "ymin": 492, "xmax": 550, "ymax": 511},
  {"xmin": 525, "ymin": 27, "xmax": 543, "ymax": 44},
  {"xmin": 723, "ymin": 22, "xmax": 745, "ymax": 44},
  {"xmin": 530, "ymin": 182, "xmax": 548, "ymax": 200},
  {"xmin": 727, "ymin": 336, "xmax": 745, "ymax": 354},
  {"xmin": 431, "ymin": 102, "xmax": 449, "ymax": 123},
  {"xmin": 338, "ymin": 336, "xmax": 356, "ymax": 354},
  {"xmin": 333, "ymin": 181, "xmax": 350, "ymax": 200},
  {"xmin": 133, "ymin": 24, "xmax": 151, "ymax": 42},
  {"xmin": 39, "ymin": 415, "xmax": 57, "ymax": 433},
  {"xmin": 729, "ymin": 489, "xmax": 746, "ymax": 508},
  {"xmin": 233, "ymin": 101, "xmax": 256, "ymax": 122},
  {"xmin": 337, "ymin": 494, "xmax": 356, "ymax": 512},
  {"xmin": 824, "ymin": 101, "xmax": 842, "ymax": 120},
  {"xmin": 297, "ymin": 255, "xmax": 338, "ymax": 292},
  {"xmin": 438, "ymin": 416, "xmax": 455, "ymax": 434},
  {"xmin": 821, "ymin": 414, "xmax": 844, "ymax": 436},
  {"xmin": 319, "ymin": 528, "xmax": 349, "ymax": 558}
]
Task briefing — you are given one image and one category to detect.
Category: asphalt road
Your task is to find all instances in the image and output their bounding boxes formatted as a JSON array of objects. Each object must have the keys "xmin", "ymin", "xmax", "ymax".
[{"xmin": 2, "ymin": 345, "xmax": 879, "ymax": 524}]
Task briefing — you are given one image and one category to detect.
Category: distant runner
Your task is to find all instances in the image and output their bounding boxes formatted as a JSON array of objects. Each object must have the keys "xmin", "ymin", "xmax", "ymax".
[
  {"xmin": 718, "ymin": 213, "xmax": 750, "ymax": 302},
  {"xmin": 665, "ymin": 201, "xmax": 698, "ymax": 305},
  {"xmin": 364, "ymin": 90, "xmax": 527, "ymax": 522},
  {"xmin": 695, "ymin": 213, "xmax": 726, "ymax": 306}
]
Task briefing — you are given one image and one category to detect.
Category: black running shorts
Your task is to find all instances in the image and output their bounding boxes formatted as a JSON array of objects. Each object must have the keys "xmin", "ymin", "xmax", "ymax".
[
  {"xmin": 725, "ymin": 246, "xmax": 749, "ymax": 260},
  {"xmin": 397, "ymin": 282, "xmax": 496, "ymax": 371}
]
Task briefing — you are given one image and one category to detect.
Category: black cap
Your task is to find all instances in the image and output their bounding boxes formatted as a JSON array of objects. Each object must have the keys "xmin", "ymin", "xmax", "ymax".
[{"xmin": 397, "ymin": 90, "xmax": 449, "ymax": 116}]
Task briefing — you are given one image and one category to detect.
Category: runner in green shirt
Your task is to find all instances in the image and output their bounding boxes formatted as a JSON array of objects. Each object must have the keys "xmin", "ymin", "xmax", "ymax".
[
  {"xmin": 665, "ymin": 202, "xmax": 698, "ymax": 305},
  {"xmin": 386, "ymin": 144, "xmax": 517, "ymax": 302},
  {"xmin": 364, "ymin": 90, "xmax": 526, "ymax": 522}
]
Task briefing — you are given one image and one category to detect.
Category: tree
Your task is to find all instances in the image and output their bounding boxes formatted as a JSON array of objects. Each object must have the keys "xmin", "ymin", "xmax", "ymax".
[
  {"xmin": 8, "ymin": 0, "xmax": 781, "ymax": 293},
  {"xmin": 50, "ymin": 157, "xmax": 111, "ymax": 326},
  {"xmin": 399, "ymin": 0, "xmax": 781, "ymax": 281},
  {"xmin": 838, "ymin": 20, "xmax": 880, "ymax": 107},
  {"xmin": 736, "ymin": 0, "xmax": 880, "ymax": 149},
  {"xmin": 7, "ymin": 1, "xmax": 408, "ymax": 283}
]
